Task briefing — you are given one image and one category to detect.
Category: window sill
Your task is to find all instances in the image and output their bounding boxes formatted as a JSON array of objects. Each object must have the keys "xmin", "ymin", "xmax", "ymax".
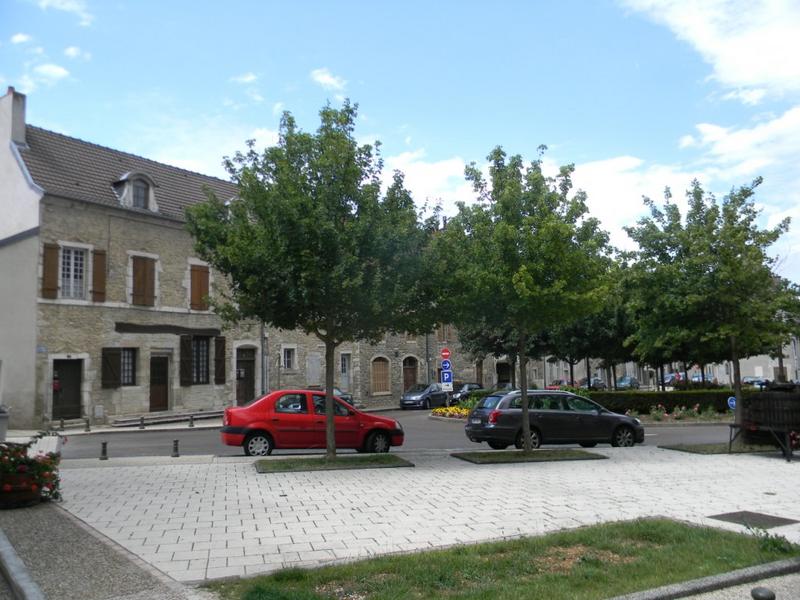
[{"xmin": 371, "ymin": 391, "xmax": 392, "ymax": 397}]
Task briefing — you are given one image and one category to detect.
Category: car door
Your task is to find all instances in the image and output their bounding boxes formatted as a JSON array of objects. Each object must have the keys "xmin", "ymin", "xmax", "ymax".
[
  {"xmin": 270, "ymin": 393, "xmax": 315, "ymax": 447},
  {"xmin": 532, "ymin": 394, "xmax": 572, "ymax": 442},
  {"xmin": 561, "ymin": 394, "xmax": 609, "ymax": 441},
  {"xmin": 430, "ymin": 383, "xmax": 448, "ymax": 406},
  {"xmin": 311, "ymin": 394, "xmax": 361, "ymax": 448}
]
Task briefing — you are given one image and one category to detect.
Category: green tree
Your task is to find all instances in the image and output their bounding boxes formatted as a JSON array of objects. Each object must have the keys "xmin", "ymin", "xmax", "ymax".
[
  {"xmin": 186, "ymin": 102, "xmax": 431, "ymax": 458},
  {"xmin": 626, "ymin": 178, "xmax": 800, "ymax": 421},
  {"xmin": 434, "ymin": 146, "xmax": 611, "ymax": 450}
]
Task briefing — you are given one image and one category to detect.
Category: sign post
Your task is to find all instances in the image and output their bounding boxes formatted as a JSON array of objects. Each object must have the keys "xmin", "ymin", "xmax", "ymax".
[{"xmin": 440, "ymin": 348, "xmax": 453, "ymax": 392}]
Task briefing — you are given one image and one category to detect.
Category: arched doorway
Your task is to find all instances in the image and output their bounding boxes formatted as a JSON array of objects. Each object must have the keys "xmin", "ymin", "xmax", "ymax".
[
  {"xmin": 403, "ymin": 357, "xmax": 418, "ymax": 392},
  {"xmin": 496, "ymin": 362, "xmax": 511, "ymax": 387}
]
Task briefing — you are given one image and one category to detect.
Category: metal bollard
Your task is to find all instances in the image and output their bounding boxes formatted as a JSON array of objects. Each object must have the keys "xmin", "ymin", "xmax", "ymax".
[
  {"xmin": 138, "ymin": 416, "xmax": 145, "ymax": 430},
  {"xmin": 189, "ymin": 415, "xmax": 194, "ymax": 428},
  {"xmin": 751, "ymin": 587, "xmax": 776, "ymax": 600},
  {"xmin": 84, "ymin": 418, "xmax": 91, "ymax": 432},
  {"xmin": 99, "ymin": 441, "xmax": 108, "ymax": 460},
  {"xmin": 171, "ymin": 439, "xmax": 180, "ymax": 458},
  {"xmin": 59, "ymin": 418, "xmax": 65, "ymax": 431}
]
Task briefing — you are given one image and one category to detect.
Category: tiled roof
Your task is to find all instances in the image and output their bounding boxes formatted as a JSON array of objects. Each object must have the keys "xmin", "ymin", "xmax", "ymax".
[{"xmin": 19, "ymin": 126, "xmax": 238, "ymax": 221}]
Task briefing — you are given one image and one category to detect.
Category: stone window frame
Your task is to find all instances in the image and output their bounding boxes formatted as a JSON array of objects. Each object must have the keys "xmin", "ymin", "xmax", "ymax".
[
  {"xmin": 186, "ymin": 257, "xmax": 213, "ymax": 311},
  {"xmin": 57, "ymin": 240, "xmax": 94, "ymax": 302},
  {"xmin": 113, "ymin": 172, "xmax": 159, "ymax": 213},
  {"xmin": 281, "ymin": 344, "xmax": 298, "ymax": 371},
  {"xmin": 126, "ymin": 250, "xmax": 160, "ymax": 308}
]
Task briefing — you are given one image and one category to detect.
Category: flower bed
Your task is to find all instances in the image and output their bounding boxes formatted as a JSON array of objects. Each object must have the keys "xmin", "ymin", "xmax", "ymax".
[
  {"xmin": 0, "ymin": 432, "xmax": 62, "ymax": 509},
  {"xmin": 431, "ymin": 406, "xmax": 471, "ymax": 419}
]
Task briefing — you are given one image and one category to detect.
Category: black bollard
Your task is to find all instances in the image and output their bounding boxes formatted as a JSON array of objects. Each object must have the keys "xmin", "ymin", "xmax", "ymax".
[
  {"xmin": 84, "ymin": 418, "xmax": 91, "ymax": 432},
  {"xmin": 138, "ymin": 416, "xmax": 145, "ymax": 430},
  {"xmin": 189, "ymin": 415, "xmax": 194, "ymax": 428},
  {"xmin": 171, "ymin": 439, "xmax": 179, "ymax": 458},
  {"xmin": 59, "ymin": 418, "xmax": 65, "ymax": 431},
  {"xmin": 99, "ymin": 441, "xmax": 108, "ymax": 461}
]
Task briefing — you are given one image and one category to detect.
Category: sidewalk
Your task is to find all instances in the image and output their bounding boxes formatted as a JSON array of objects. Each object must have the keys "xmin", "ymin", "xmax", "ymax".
[{"xmin": 2, "ymin": 444, "xmax": 799, "ymax": 598}]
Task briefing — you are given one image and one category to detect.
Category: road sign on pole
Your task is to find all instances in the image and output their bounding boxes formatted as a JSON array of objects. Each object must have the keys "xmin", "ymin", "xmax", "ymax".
[
  {"xmin": 441, "ymin": 369, "xmax": 453, "ymax": 392},
  {"xmin": 441, "ymin": 359, "xmax": 451, "ymax": 371},
  {"xmin": 440, "ymin": 347, "xmax": 451, "ymax": 360}
]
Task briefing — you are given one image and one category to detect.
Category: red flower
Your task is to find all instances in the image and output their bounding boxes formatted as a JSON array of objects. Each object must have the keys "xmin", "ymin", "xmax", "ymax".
[
  {"xmin": 30, "ymin": 484, "xmax": 38, "ymax": 492},
  {"xmin": 2, "ymin": 484, "xmax": 11, "ymax": 493},
  {"xmin": 16, "ymin": 464, "xmax": 28, "ymax": 474}
]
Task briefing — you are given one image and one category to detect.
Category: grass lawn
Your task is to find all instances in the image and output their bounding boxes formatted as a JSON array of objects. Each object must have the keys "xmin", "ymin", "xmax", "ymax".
[
  {"xmin": 254, "ymin": 454, "xmax": 413, "ymax": 473},
  {"xmin": 659, "ymin": 443, "xmax": 779, "ymax": 455},
  {"xmin": 450, "ymin": 449, "xmax": 606, "ymax": 464},
  {"xmin": 207, "ymin": 518, "xmax": 799, "ymax": 600}
]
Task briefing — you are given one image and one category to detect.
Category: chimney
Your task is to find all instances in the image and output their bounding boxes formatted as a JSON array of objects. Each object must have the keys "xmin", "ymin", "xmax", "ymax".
[{"xmin": 1, "ymin": 86, "xmax": 27, "ymax": 145}]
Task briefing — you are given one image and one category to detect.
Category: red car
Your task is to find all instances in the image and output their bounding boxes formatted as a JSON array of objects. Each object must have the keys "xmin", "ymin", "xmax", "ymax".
[{"xmin": 221, "ymin": 389, "xmax": 404, "ymax": 456}]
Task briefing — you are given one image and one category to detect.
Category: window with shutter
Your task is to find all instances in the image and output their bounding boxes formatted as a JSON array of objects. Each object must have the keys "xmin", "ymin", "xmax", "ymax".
[
  {"xmin": 371, "ymin": 357, "xmax": 390, "ymax": 394},
  {"xmin": 179, "ymin": 335, "xmax": 192, "ymax": 386},
  {"xmin": 101, "ymin": 348, "xmax": 122, "ymax": 388},
  {"xmin": 42, "ymin": 243, "xmax": 59, "ymax": 299},
  {"xmin": 92, "ymin": 250, "xmax": 106, "ymax": 302},
  {"xmin": 190, "ymin": 264, "xmax": 209, "ymax": 310},
  {"xmin": 131, "ymin": 256, "xmax": 156, "ymax": 306}
]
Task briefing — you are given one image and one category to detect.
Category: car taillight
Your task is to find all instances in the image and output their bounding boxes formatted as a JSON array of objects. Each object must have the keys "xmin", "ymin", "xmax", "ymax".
[{"xmin": 488, "ymin": 410, "xmax": 501, "ymax": 424}]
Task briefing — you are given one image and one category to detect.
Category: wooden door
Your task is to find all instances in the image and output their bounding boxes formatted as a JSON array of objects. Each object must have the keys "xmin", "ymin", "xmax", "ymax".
[
  {"xmin": 403, "ymin": 357, "xmax": 418, "ymax": 392},
  {"xmin": 52, "ymin": 359, "xmax": 82, "ymax": 420},
  {"xmin": 149, "ymin": 356, "xmax": 169, "ymax": 412},
  {"xmin": 236, "ymin": 347, "xmax": 256, "ymax": 405}
]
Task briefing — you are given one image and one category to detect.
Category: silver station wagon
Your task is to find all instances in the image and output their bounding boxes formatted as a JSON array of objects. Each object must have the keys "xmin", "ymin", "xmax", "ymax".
[{"xmin": 465, "ymin": 389, "xmax": 645, "ymax": 450}]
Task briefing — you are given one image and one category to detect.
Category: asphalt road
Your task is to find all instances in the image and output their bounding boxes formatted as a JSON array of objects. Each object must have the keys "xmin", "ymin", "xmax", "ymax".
[{"xmin": 58, "ymin": 410, "xmax": 732, "ymax": 459}]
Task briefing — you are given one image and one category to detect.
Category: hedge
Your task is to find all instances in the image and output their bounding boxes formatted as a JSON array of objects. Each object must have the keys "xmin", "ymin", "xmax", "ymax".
[{"xmin": 588, "ymin": 390, "xmax": 753, "ymax": 414}]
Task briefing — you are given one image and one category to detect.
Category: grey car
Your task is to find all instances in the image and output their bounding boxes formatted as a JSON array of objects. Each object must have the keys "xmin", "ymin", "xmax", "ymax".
[
  {"xmin": 401, "ymin": 383, "xmax": 448, "ymax": 409},
  {"xmin": 464, "ymin": 389, "xmax": 645, "ymax": 449}
]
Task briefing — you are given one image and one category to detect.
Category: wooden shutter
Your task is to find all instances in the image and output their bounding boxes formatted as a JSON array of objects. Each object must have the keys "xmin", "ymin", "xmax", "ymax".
[
  {"xmin": 42, "ymin": 243, "xmax": 59, "ymax": 299},
  {"xmin": 179, "ymin": 335, "xmax": 193, "ymax": 386},
  {"xmin": 101, "ymin": 347, "xmax": 121, "ymax": 388},
  {"xmin": 132, "ymin": 256, "xmax": 155, "ymax": 306},
  {"xmin": 92, "ymin": 250, "xmax": 106, "ymax": 302},
  {"xmin": 190, "ymin": 265, "xmax": 209, "ymax": 310},
  {"xmin": 371, "ymin": 358, "xmax": 390, "ymax": 394},
  {"xmin": 214, "ymin": 336, "xmax": 226, "ymax": 384}
]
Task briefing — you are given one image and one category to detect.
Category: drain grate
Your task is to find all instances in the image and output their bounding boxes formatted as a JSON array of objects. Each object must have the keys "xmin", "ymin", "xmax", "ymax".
[{"xmin": 708, "ymin": 511, "xmax": 799, "ymax": 529}]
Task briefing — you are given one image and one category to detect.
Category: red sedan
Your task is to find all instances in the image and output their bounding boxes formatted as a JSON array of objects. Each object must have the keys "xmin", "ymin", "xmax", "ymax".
[{"xmin": 220, "ymin": 389, "xmax": 405, "ymax": 456}]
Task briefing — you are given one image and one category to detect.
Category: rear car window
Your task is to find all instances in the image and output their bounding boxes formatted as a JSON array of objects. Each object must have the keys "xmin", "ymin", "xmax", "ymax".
[{"xmin": 476, "ymin": 394, "xmax": 503, "ymax": 409}]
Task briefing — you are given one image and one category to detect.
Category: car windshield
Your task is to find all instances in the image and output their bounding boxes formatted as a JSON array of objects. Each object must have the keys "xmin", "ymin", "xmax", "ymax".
[
  {"xmin": 406, "ymin": 384, "xmax": 428, "ymax": 393},
  {"xmin": 476, "ymin": 394, "xmax": 503, "ymax": 410}
]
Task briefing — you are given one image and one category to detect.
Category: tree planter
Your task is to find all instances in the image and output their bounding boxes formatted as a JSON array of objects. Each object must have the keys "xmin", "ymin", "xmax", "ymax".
[{"xmin": 0, "ymin": 473, "xmax": 41, "ymax": 509}]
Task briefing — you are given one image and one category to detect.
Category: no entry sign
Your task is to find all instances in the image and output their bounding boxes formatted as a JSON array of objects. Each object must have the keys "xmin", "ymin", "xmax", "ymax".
[{"xmin": 440, "ymin": 347, "xmax": 451, "ymax": 360}]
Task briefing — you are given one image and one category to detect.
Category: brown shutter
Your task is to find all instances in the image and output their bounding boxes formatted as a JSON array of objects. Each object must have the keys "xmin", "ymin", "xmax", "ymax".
[
  {"xmin": 144, "ymin": 258, "xmax": 156, "ymax": 306},
  {"xmin": 179, "ymin": 335, "xmax": 193, "ymax": 386},
  {"xmin": 132, "ymin": 256, "xmax": 145, "ymax": 305},
  {"xmin": 92, "ymin": 250, "xmax": 106, "ymax": 302},
  {"xmin": 190, "ymin": 265, "xmax": 209, "ymax": 310},
  {"xmin": 214, "ymin": 336, "xmax": 226, "ymax": 384},
  {"xmin": 42, "ymin": 243, "xmax": 59, "ymax": 299},
  {"xmin": 101, "ymin": 347, "xmax": 121, "ymax": 388}
]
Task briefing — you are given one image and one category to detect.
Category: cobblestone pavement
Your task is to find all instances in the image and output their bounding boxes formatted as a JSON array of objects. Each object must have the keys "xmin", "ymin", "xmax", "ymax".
[{"xmin": 58, "ymin": 447, "xmax": 800, "ymax": 584}]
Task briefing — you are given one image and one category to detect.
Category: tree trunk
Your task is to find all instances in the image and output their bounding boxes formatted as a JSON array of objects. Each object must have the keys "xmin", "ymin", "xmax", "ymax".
[
  {"xmin": 731, "ymin": 336, "xmax": 742, "ymax": 426},
  {"xmin": 700, "ymin": 364, "xmax": 706, "ymax": 385},
  {"xmin": 569, "ymin": 361, "xmax": 575, "ymax": 386},
  {"xmin": 324, "ymin": 338, "xmax": 337, "ymax": 459},
  {"xmin": 777, "ymin": 346, "xmax": 786, "ymax": 382},
  {"xmin": 585, "ymin": 356, "xmax": 591, "ymax": 386},
  {"xmin": 659, "ymin": 364, "xmax": 665, "ymax": 392},
  {"xmin": 511, "ymin": 355, "xmax": 517, "ymax": 389},
  {"xmin": 611, "ymin": 363, "xmax": 617, "ymax": 390},
  {"xmin": 519, "ymin": 334, "xmax": 531, "ymax": 451}
]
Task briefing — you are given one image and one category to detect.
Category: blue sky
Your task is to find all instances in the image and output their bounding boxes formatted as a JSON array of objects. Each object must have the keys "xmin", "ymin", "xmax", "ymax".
[{"xmin": 2, "ymin": 0, "xmax": 799, "ymax": 282}]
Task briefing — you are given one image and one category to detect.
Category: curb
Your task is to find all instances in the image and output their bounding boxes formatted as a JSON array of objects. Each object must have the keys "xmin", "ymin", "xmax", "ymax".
[
  {"xmin": 426, "ymin": 414, "xmax": 732, "ymax": 428},
  {"xmin": 608, "ymin": 557, "xmax": 800, "ymax": 600},
  {"xmin": 0, "ymin": 530, "xmax": 45, "ymax": 600}
]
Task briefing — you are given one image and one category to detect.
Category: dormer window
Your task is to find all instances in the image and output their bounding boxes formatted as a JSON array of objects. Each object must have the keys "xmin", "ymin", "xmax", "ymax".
[
  {"xmin": 113, "ymin": 172, "xmax": 158, "ymax": 213},
  {"xmin": 133, "ymin": 180, "xmax": 149, "ymax": 209}
]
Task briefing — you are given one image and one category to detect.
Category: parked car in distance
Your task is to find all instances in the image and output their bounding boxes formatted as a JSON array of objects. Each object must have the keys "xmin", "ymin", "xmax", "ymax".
[
  {"xmin": 220, "ymin": 389, "xmax": 404, "ymax": 456},
  {"xmin": 742, "ymin": 376, "xmax": 769, "ymax": 387},
  {"xmin": 545, "ymin": 379, "xmax": 574, "ymax": 390},
  {"xmin": 306, "ymin": 385, "xmax": 354, "ymax": 405},
  {"xmin": 662, "ymin": 372, "xmax": 687, "ymax": 386},
  {"xmin": 578, "ymin": 377, "xmax": 607, "ymax": 390},
  {"xmin": 401, "ymin": 383, "xmax": 449, "ymax": 409},
  {"xmin": 616, "ymin": 376, "xmax": 640, "ymax": 390},
  {"xmin": 450, "ymin": 383, "xmax": 484, "ymax": 405},
  {"xmin": 464, "ymin": 389, "xmax": 645, "ymax": 450}
]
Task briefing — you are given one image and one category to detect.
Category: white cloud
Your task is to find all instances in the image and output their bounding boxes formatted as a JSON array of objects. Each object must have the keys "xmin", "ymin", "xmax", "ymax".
[
  {"xmin": 721, "ymin": 88, "xmax": 767, "ymax": 105},
  {"xmin": 230, "ymin": 72, "xmax": 257, "ymax": 84},
  {"xmin": 384, "ymin": 149, "xmax": 475, "ymax": 216},
  {"xmin": 64, "ymin": 45, "xmax": 90, "ymax": 60},
  {"xmin": 310, "ymin": 67, "xmax": 346, "ymax": 91},
  {"xmin": 272, "ymin": 102, "xmax": 284, "ymax": 116},
  {"xmin": 37, "ymin": 0, "xmax": 94, "ymax": 26},
  {"xmin": 245, "ymin": 89, "xmax": 264, "ymax": 103},
  {"xmin": 17, "ymin": 74, "xmax": 37, "ymax": 94},
  {"xmin": 33, "ymin": 63, "xmax": 69, "ymax": 82},
  {"xmin": 11, "ymin": 33, "xmax": 31, "ymax": 44},
  {"xmin": 621, "ymin": 0, "xmax": 800, "ymax": 101}
]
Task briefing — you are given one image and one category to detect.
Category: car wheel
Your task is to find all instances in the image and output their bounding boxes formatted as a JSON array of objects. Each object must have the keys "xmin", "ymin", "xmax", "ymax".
[
  {"xmin": 611, "ymin": 426, "xmax": 635, "ymax": 447},
  {"xmin": 365, "ymin": 431, "xmax": 390, "ymax": 453},
  {"xmin": 424, "ymin": 398, "xmax": 430, "ymax": 410},
  {"xmin": 488, "ymin": 441, "xmax": 508, "ymax": 450},
  {"xmin": 244, "ymin": 432, "xmax": 273, "ymax": 456},
  {"xmin": 514, "ymin": 428, "xmax": 541, "ymax": 450},
  {"xmin": 579, "ymin": 442, "xmax": 597, "ymax": 448}
]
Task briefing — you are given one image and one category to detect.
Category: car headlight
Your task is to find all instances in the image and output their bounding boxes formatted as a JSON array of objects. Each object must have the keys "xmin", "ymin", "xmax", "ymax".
[
  {"xmin": 633, "ymin": 417, "xmax": 642, "ymax": 425},
  {"xmin": 395, "ymin": 420, "xmax": 403, "ymax": 431}
]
